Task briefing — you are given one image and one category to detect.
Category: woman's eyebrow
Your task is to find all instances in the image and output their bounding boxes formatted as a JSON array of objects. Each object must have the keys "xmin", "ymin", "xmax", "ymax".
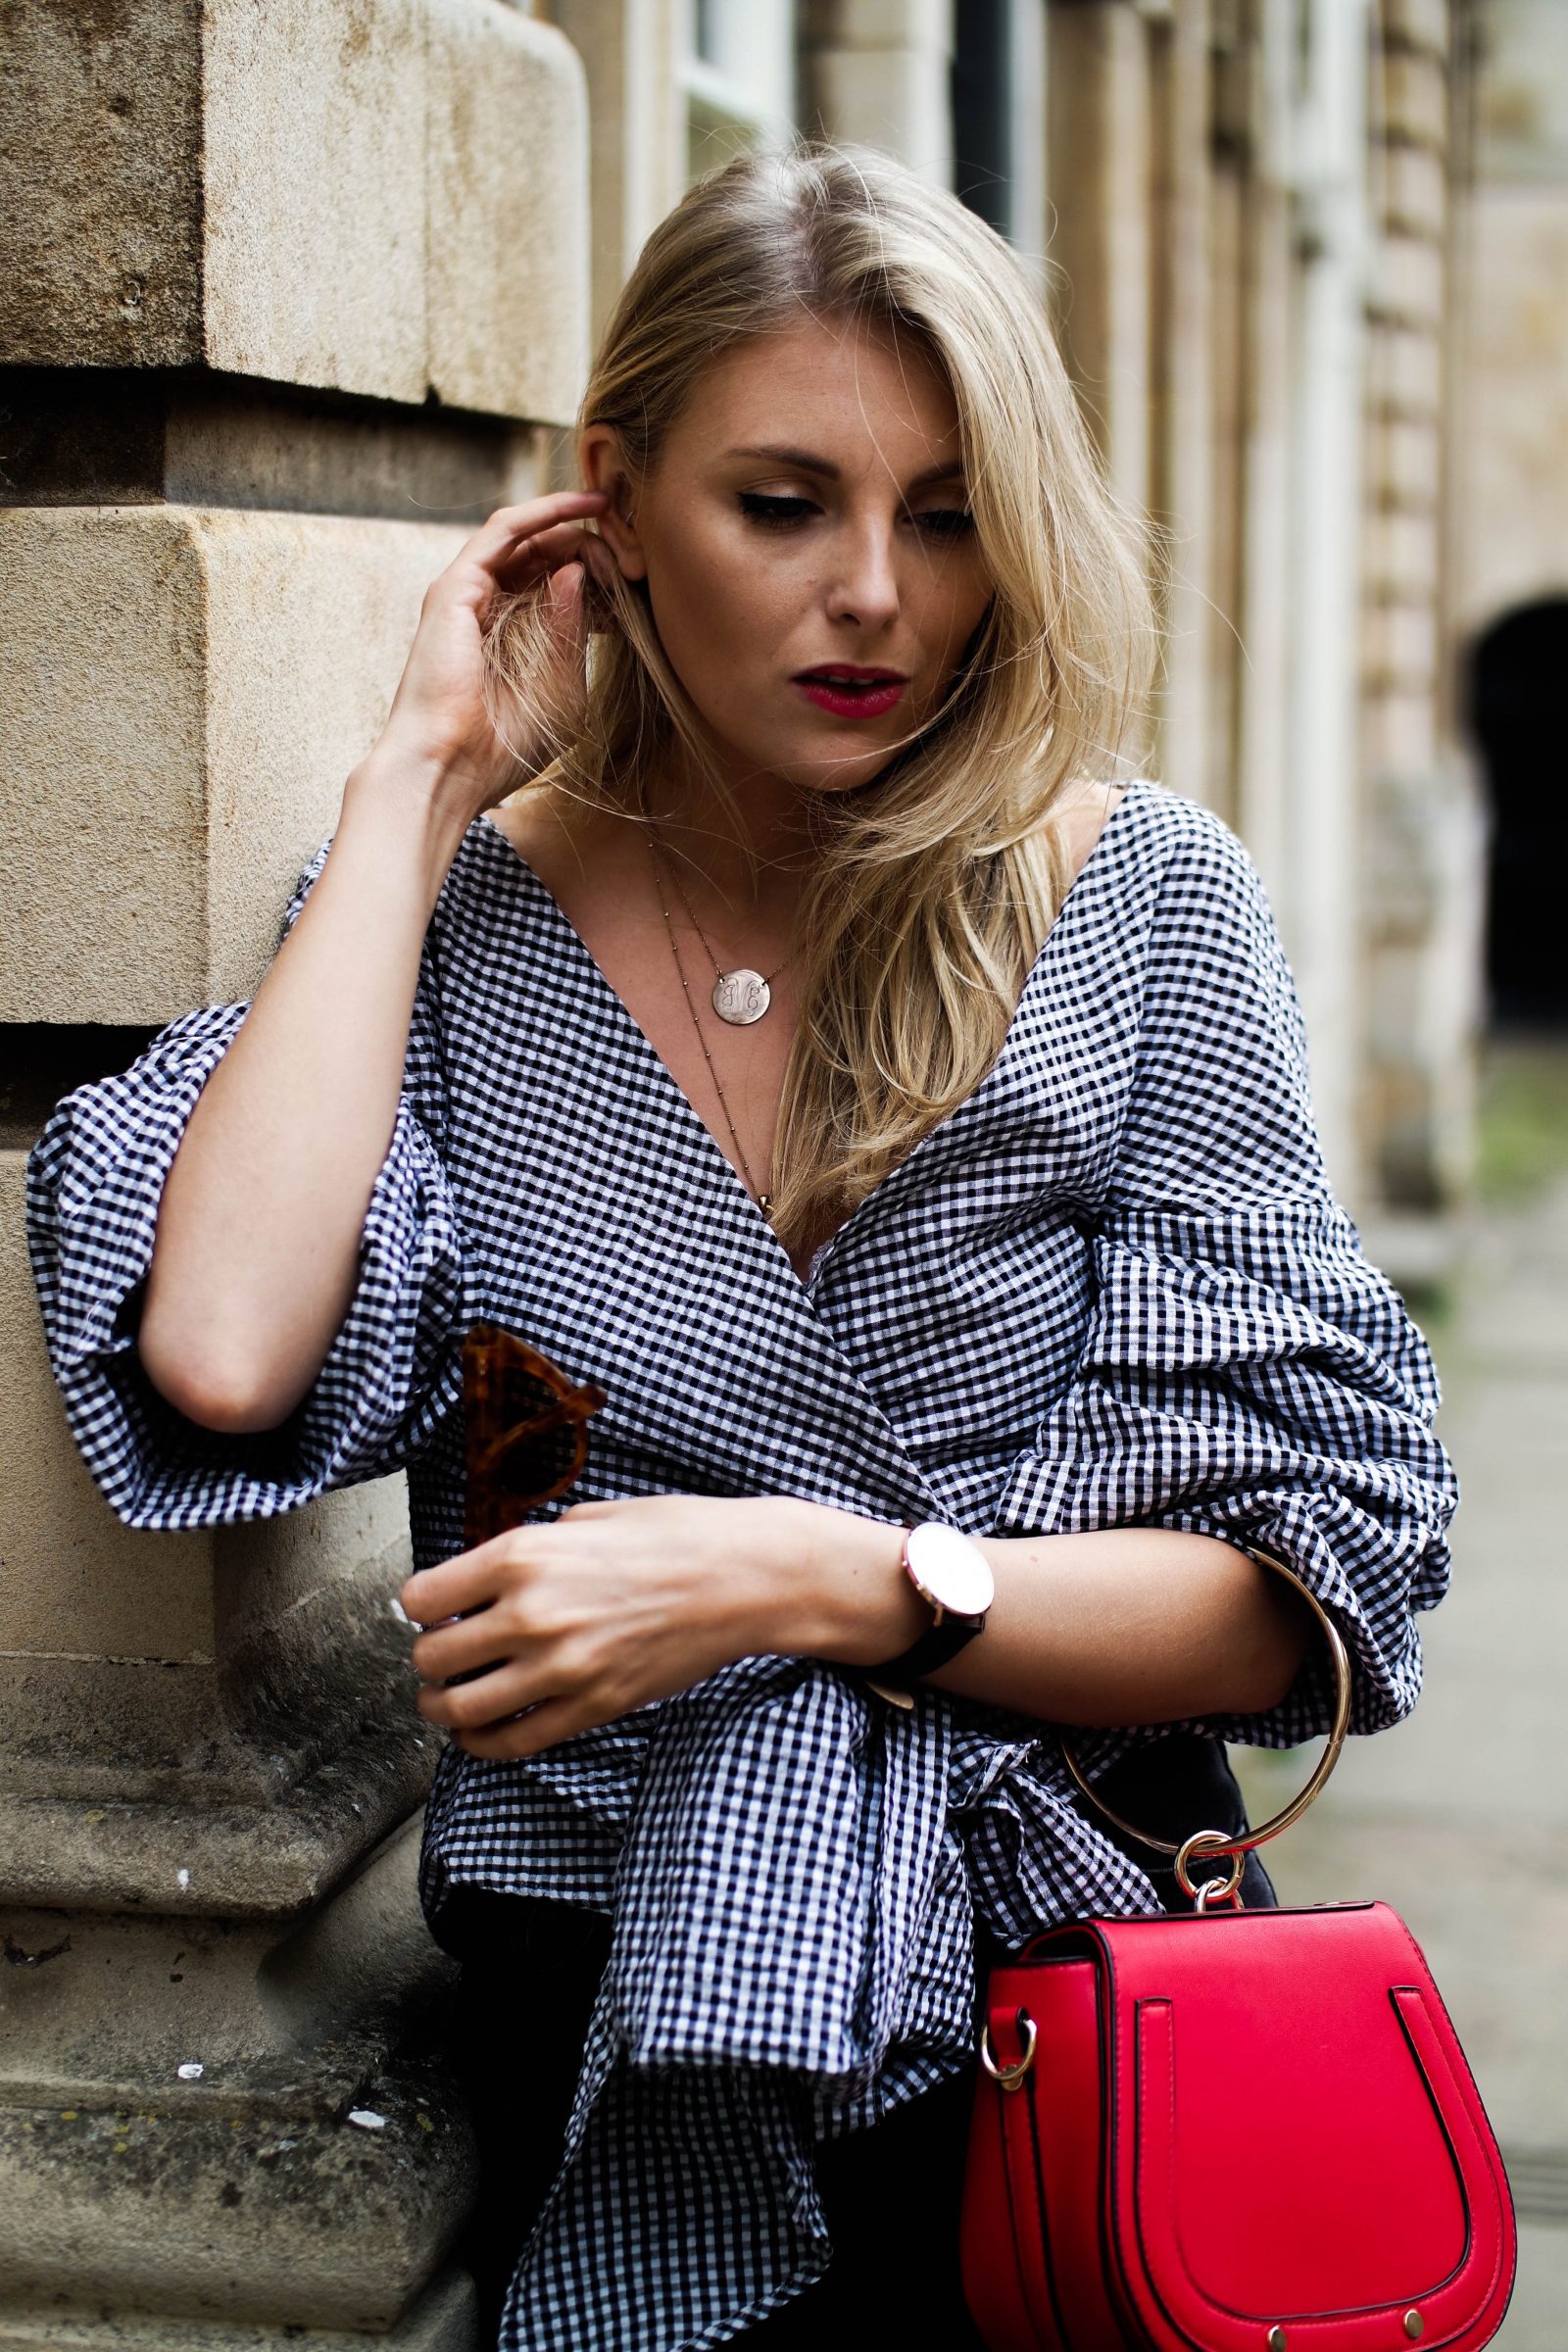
[{"xmin": 723, "ymin": 443, "xmax": 966, "ymax": 493}]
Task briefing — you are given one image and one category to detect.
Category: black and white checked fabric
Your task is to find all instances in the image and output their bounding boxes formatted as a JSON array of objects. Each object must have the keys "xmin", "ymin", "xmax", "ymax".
[{"xmin": 25, "ymin": 780, "xmax": 1457, "ymax": 2347}]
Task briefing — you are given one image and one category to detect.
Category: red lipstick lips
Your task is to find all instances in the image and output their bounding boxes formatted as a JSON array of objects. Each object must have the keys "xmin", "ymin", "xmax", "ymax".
[{"xmin": 793, "ymin": 664, "xmax": 907, "ymax": 720}]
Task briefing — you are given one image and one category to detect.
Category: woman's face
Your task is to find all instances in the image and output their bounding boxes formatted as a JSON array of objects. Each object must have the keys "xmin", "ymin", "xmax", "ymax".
[{"xmin": 581, "ymin": 315, "xmax": 993, "ymax": 799}]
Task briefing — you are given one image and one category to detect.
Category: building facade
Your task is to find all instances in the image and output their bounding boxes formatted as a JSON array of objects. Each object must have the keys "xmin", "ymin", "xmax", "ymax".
[{"xmin": 0, "ymin": 3, "xmax": 1496, "ymax": 2344}]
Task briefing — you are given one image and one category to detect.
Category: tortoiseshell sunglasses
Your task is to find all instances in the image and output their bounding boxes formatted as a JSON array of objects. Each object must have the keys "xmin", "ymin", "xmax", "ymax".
[{"xmin": 462, "ymin": 1321, "xmax": 609, "ymax": 1550}]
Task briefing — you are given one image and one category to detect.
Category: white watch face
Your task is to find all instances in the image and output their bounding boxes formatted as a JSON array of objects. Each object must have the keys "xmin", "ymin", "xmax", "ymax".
[{"xmin": 906, "ymin": 1522, "xmax": 995, "ymax": 1620}]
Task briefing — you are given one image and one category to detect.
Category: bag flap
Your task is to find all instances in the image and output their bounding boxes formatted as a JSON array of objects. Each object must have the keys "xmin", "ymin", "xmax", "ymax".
[{"xmin": 1033, "ymin": 1902, "xmax": 1516, "ymax": 2352}]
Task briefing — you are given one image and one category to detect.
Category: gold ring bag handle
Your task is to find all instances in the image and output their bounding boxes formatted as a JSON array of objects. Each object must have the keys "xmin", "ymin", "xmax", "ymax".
[{"xmin": 1057, "ymin": 1544, "xmax": 1353, "ymax": 1908}]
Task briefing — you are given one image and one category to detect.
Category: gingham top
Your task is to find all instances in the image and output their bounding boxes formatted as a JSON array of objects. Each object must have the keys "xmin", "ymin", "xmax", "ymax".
[{"xmin": 26, "ymin": 780, "xmax": 1457, "ymax": 2348}]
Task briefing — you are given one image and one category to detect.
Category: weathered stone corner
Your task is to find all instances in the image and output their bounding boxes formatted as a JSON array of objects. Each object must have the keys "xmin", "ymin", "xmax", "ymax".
[
  {"xmin": 2, "ymin": 0, "xmax": 589, "ymax": 2340},
  {"xmin": 0, "ymin": 1829, "xmax": 480, "ymax": 2349},
  {"xmin": 1, "ymin": 0, "xmax": 589, "ymax": 421}
]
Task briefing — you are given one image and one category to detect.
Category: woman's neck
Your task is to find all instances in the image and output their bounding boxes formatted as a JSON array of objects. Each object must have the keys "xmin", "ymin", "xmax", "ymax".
[{"xmin": 634, "ymin": 762, "xmax": 818, "ymax": 931}]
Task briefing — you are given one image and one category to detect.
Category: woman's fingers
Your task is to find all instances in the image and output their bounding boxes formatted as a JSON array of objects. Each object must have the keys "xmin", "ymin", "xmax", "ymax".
[
  {"xmin": 416, "ymin": 1654, "xmax": 555, "ymax": 1731},
  {"xmin": 401, "ymin": 1542, "xmax": 516, "ymax": 1627},
  {"xmin": 489, "ymin": 517, "xmax": 612, "ymax": 589},
  {"xmin": 486, "ymin": 487, "xmax": 607, "ymax": 530},
  {"xmin": 410, "ymin": 1600, "xmax": 519, "ymax": 1682},
  {"xmin": 467, "ymin": 489, "xmax": 608, "ymax": 571},
  {"xmin": 451, "ymin": 1694, "xmax": 585, "ymax": 1761}
]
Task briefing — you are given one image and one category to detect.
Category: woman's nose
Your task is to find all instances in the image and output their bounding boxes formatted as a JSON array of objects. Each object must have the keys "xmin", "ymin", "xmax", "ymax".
[{"xmin": 823, "ymin": 518, "xmax": 901, "ymax": 630}]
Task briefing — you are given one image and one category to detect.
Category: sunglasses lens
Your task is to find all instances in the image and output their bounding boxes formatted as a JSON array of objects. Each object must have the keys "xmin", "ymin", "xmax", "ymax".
[
  {"xmin": 498, "ymin": 1365, "xmax": 564, "ymax": 1427},
  {"xmin": 494, "ymin": 1418, "xmax": 579, "ymax": 1503}
]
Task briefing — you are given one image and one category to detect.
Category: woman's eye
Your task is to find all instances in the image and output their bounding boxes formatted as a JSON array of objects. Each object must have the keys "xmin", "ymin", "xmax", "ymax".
[
  {"xmin": 916, "ymin": 509, "xmax": 975, "ymax": 540},
  {"xmin": 736, "ymin": 494, "xmax": 975, "ymax": 540},
  {"xmin": 738, "ymin": 493, "xmax": 816, "ymax": 528}
]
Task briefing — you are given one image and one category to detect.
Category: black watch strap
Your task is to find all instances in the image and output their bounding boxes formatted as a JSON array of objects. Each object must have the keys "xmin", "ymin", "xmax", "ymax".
[{"xmin": 868, "ymin": 1611, "xmax": 985, "ymax": 1685}]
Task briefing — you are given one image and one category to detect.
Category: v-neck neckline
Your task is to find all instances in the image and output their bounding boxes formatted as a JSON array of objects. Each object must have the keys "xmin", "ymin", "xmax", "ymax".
[{"xmin": 473, "ymin": 780, "xmax": 1152, "ymax": 1298}]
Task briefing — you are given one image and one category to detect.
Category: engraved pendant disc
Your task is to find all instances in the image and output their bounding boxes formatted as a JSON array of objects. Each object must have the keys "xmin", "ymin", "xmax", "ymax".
[{"xmin": 712, "ymin": 968, "xmax": 771, "ymax": 1025}]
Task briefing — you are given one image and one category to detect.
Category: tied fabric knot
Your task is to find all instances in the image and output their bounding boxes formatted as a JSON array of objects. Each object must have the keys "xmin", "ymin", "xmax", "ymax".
[
  {"xmin": 611, "ymin": 1656, "xmax": 957, "ymax": 2084},
  {"xmin": 471, "ymin": 1654, "xmax": 1157, "ymax": 2349}
]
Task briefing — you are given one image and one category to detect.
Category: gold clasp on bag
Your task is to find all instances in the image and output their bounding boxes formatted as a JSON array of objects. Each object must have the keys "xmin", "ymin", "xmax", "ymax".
[
  {"xmin": 1179, "ymin": 1834, "xmax": 1246, "ymax": 1908},
  {"xmin": 978, "ymin": 2009, "xmax": 1038, "ymax": 2091},
  {"xmin": 1057, "ymin": 1547, "xmax": 1353, "ymax": 1906}
]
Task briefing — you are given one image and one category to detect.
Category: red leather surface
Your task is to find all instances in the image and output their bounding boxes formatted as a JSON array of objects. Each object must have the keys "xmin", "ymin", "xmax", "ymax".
[
  {"xmin": 961, "ymin": 1997, "xmax": 1044, "ymax": 2352},
  {"xmin": 963, "ymin": 1902, "xmax": 1517, "ymax": 2352}
]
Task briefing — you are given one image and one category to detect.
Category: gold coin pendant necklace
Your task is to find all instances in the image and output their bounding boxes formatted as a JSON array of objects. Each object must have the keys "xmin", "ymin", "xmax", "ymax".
[{"xmin": 645, "ymin": 824, "xmax": 789, "ymax": 1222}]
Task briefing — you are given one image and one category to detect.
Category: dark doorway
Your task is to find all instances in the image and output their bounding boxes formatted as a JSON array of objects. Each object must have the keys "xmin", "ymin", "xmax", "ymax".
[{"xmin": 1468, "ymin": 597, "xmax": 1568, "ymax": 1025}]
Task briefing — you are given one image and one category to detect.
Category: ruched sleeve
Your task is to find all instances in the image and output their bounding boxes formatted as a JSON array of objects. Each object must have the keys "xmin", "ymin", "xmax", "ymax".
[
  {"xmin": 24, "ymin": 840, "xmax": 467, "ymax": 1529},
  {"xmin": 993, "ymin": 809, "xmax": 1457, "ymax": 1743}
]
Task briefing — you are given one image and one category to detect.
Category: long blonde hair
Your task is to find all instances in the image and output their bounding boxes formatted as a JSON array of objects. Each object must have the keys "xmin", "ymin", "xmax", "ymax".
[{"xmin": 485, "ymin": 141, "xmax": 1156, "ymax": 1250}]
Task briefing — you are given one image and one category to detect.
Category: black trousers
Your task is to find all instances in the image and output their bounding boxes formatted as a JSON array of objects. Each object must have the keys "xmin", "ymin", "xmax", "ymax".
[
  {"xmin": 440, "ymin": 1887, "xmax": 989, "ymax": 2346},
  {"xmin": 436, "ymin": 1734, "xmax": 1270, "ymax": 2348}
]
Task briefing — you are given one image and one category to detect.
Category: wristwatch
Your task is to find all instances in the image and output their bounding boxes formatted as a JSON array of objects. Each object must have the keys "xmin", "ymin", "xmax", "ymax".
[{"xmin": 863, "ymin": 1520, "xmax": 995, "ymax": 1708}]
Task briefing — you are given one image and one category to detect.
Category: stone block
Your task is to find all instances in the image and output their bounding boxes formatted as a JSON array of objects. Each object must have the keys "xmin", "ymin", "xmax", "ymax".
[
  {"xmin": 1044, "ymin": 2, "xmax": 1152, "ymax": 502},
  {"xmin": 426, "ymin": 2, "xmax": 591, "ymax": 422},
  {"xmin": 0, "ymin": 506, "xmax": 464, "ymax": 1024},
  {"xmin": 812, "ymin": 0, "xmax": 955, "ymax": 47},
  {"xmin": 0, "ymin": 2270, "xmax": 478, "ymax": 2351},
  {"xmin": 0, "ymin": 1507, "xmax": 417, "ymax": 1805},
  {"xmin": 201, "ymin": 0, "xmax": 426, "ymax": 403},
  {"xmin": 0, "ymin": 1820, "xmax": 444, "ymax": 2096},
  {"xmin": 1361, "ymin": 601, "xmax": 1440, "ymax": 687},
  {"xmin": 0, "ymin": 0, "xmax": 203, "ymax": 368},
  {"xmin": 0, "ymin": 0, "xmax": 589, "ymax": 423},
  {"xmin": 1369, "ymin": 416, "xmax": 1444, "ymax": 512},
  {"xmin": 1369, "ymin": 322, "xmax": 1444, "ymax": 418},
  {"xmin": 1361, "ymin": 689, "xmax": 1437, "ymax": 778},
  {"xmin": 0, "ymin": 374, "xmax": 539, "ymax": 520},
  {"xmin": 0, "ymin": 1826, "xmax": 474, "ymax": 2335},
  {"xmin": 164, "ymin": 395, "xmax": 541, "ymax": 523},
  {"xmin": 813, "ymin": 47, "xmax": 955, "ymax": 183},
  {"xmin": 1368, "ymin": 230, "xmax": 1445, "ymax": 329},
  {"xmin": 0, "ymin": 1684, "xmax": 433, "ymax": 1915},
  {"xmin": 213, "ymin": 1481, "xmax": 411, "ymax": 1680},
  {"xmin": 1454, "ymin": 185, "xmax": 1568, "ymax": 633},
  {"xmin": 1379, "ymin": 0, "xmax": 1448, "ymax": 57},
  {"xmin": 1381, "ymin": 49, "xmax": 1447, "ymax": 149},
  {"xmin": 540, "ymin": 0, "xmax": 685, "ymax": 350},
  {"xmin": 1363, "ymin": 507, "xmax": 1441, "ymax": 600},
  {"xmin": 1380, "ymin": 144, "xmax": 1446, "ymax": 240}
]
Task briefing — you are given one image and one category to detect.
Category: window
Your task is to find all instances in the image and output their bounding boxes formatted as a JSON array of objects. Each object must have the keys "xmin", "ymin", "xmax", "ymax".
[
  {"xmin": 681, "ymin": 0, "xmax": 797, "ymax": 182},
  {"xmin": 952, "ymin": 0, "xmax": 1046, "ymax": 256}
]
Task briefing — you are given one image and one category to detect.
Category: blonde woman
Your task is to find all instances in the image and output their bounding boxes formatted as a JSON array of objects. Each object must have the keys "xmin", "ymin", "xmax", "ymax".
[{"xmin": 27, "ymin": 145, "xmax": 1455, "ymax": 2349}]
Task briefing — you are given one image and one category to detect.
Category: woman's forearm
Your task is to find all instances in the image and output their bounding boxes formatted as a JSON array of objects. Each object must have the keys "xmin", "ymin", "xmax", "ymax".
[
  {"xmin": 791, "ymin": 1506, "xmax": 1314, "ymax": 1725},
  {"xmin": 137, "ymin": 754, "xmax": 471, "ymax": 1434}
]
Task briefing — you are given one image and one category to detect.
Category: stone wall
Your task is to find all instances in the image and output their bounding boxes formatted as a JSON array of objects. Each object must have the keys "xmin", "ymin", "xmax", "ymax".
[
  {"xmin": 1039, "ymin": 0, "xmax": 1378, "ymax": 1197},
  {"xmin": 1031, "ymin": 0, "xmax": 1479, "ymax": 1224},
  {"xmin": 0, "ymin": 4, "xmax": 587, "ymax": 2344},
  {"xmin": 1452, "ymin": 0, "xmax": 1568, "ymax": 635},
  {"xmin": 1356, "ymin": 0, "xmax": 1485, "ymax": 1241}
]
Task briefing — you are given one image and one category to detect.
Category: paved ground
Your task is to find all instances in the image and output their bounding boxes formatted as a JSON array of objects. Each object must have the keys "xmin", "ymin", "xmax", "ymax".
[{"xmin": 1232, "ymin": 1041, "xmax": 1568, "ymax": 2347}]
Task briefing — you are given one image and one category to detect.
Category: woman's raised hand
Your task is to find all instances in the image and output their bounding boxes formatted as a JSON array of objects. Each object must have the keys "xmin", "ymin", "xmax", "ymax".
[{"xmin": 373, "ymin": 489, "xmax": 617, "ymax": 815}]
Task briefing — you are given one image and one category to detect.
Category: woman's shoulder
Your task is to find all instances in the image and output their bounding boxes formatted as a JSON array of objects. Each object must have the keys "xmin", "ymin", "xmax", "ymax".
[
  {"xmin": 1077, "ymin": 775, "xmax": 1252, "ymax": 863},
  {"xmin": 1073, "ymin": 779, "xmax": 1274, "ymax": 927},
  {"xmin": 1046, "ymin": 781, "xmax": 1292, "ymax": 1045}
]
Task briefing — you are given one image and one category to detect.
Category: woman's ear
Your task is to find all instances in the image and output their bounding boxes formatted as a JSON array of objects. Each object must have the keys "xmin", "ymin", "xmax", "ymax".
[{"xmin": 578, "ymin": 424, "xmax": 648, "ymax": 582}]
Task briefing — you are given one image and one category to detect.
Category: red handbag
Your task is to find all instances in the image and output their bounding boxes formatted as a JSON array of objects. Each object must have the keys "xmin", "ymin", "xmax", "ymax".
[{"xmin": 960, "ymin": 1551, "xmax": 1517, "ymax": 2352}]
